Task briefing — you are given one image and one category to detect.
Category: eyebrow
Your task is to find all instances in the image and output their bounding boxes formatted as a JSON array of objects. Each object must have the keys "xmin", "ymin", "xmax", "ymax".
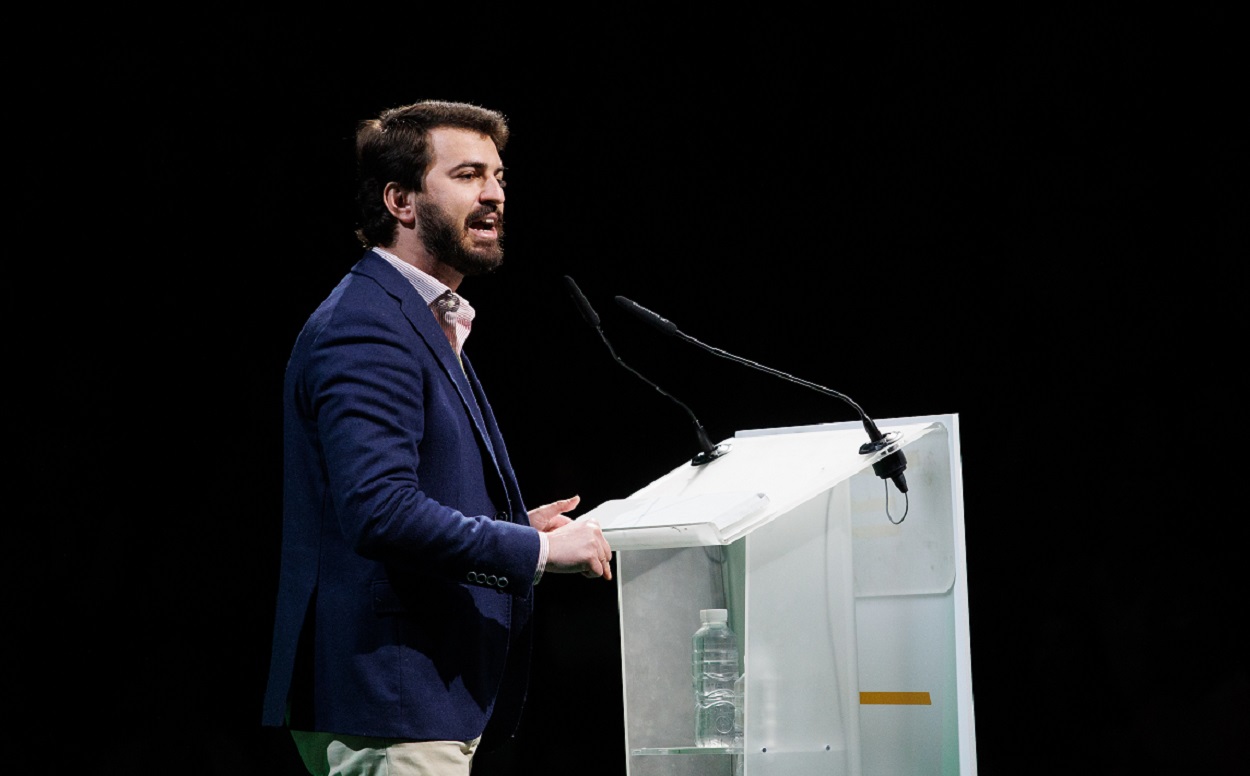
[{"xmin": 449, "ymin": 161, "xmax": 506, "ymax": 175}]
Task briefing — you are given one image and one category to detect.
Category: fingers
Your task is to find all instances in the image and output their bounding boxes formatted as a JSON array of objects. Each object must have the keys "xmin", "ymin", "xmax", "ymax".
[
  {"xmin": 528, "ymin": 494, "xmax": 581, "ymax": 532},
  {"xmin": 530, "ymin": 494, "xmax": 580, "ymax": 517},
  {"xmin": 581, "ymin": 547, "xmax": 614, "ymax": 580},
  {"xmin": 586, "ymin": 518, "xmax": 613, "ymax": 581}
]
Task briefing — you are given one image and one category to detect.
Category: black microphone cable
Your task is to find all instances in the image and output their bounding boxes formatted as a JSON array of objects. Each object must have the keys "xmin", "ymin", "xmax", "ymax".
[
  {"xmin": 563, "ymin": 277, "xmax": 730, "ymax": 466},
  {"xmin": 614, "ymin": 295, "xmax": 908, "ymax": 522}
]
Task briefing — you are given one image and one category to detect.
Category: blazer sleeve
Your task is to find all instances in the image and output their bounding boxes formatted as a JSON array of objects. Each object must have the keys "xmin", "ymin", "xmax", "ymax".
[{"xmin": 296, "ymin": 277, "xmax": 541, "ymax": 591}]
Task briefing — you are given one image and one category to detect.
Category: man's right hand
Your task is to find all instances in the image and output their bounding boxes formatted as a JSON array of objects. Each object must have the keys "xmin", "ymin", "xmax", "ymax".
[{"xmin": 544, "ymin": 517, "xmax": 614, "ymax": 580}]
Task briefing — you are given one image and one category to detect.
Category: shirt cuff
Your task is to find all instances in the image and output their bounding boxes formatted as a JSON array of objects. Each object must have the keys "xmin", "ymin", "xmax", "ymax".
[{"xmin": 533, "ymin": 531, "xmax": 549, "ymax": 585}]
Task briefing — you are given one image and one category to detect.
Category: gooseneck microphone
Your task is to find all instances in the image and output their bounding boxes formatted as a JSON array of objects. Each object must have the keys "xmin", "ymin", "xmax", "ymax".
[
  {"xmin": 563, "ymin": 277, "xmax": 730, "ymax": 466},
  {"xmin": 614, "ymin": 295, "xmax": 909, "ymax": 497}
]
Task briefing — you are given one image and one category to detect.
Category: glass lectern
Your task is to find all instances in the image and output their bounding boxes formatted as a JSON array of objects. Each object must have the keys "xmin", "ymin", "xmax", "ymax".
[{"xmin": 577, "ymin": 414, "xmax": 976, "ymax": 776}]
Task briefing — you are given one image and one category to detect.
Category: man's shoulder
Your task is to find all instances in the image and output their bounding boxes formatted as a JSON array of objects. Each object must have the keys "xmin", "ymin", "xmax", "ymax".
[
  {"xmin": 303, "ymin": 251, "xmax": 403, "ymax": 308},
  {"xmin": 313, "ymin": 269, "xmax": 405, "ymax": 329}
]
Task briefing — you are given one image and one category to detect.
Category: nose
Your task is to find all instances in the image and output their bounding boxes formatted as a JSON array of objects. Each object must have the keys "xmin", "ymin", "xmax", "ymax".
[{"xmin": 482, "ymin": 176, "xmax": 505, "ymax": 205}]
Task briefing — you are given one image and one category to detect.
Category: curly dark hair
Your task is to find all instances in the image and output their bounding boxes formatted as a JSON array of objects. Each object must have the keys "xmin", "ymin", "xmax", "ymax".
[{"xmin": 353, "ymin": 100, "xmax": 510, "ymax": 247}]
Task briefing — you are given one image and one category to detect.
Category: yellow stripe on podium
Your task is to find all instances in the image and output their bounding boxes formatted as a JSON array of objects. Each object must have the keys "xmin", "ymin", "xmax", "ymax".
[{"xmin": 860, "ymin": 691, "xmax": 931, "ymax": 705}]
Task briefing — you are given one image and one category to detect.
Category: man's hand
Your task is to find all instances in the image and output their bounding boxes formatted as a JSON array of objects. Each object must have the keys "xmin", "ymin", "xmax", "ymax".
[
  {"xmin": 533, "ymin": 496, "xmax": 613, "ymax": 580},
  {"xmin": 528, "ymin": 495, "xmax": 580, "ymax": 532}
]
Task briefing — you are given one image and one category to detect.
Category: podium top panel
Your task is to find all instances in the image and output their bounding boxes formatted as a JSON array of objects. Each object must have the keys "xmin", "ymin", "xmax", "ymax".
[{"xmin": 580, "ymin": 417, "xmax": 945, "ymax": 550}]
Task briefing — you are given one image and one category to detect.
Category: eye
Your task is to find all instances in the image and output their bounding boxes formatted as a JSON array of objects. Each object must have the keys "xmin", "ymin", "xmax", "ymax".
[{"xmin": 496, "ymin": 177, "xmax": 507, "ymax": 189}]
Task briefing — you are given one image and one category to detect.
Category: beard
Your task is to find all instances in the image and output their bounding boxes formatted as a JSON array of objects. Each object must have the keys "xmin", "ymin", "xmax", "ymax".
[{"xmin": 417, "ymin": 198, "xmax": 504, "ymax": 277}]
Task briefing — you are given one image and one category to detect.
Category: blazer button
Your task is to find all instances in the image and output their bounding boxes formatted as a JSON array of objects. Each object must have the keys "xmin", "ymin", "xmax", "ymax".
[
  {"xmin": 467, "ymin": 571, "xmax": 478, "ymax": 583},
  {"xmin": 495, "ymin": 511, "xmax": 509, "ymax": 521},
  {"xmin": 497, "ymin": 576, "xmax": 509, "ymax": 588},
  {"xmin": 487, "ymin": 574, "xmax": 498, "ymax": 587}
]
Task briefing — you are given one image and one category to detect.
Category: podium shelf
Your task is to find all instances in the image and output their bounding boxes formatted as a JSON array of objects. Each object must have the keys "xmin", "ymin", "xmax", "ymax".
[{"xmin": 631, "ymin": 746, "xmax": 742, "ymax": 755}]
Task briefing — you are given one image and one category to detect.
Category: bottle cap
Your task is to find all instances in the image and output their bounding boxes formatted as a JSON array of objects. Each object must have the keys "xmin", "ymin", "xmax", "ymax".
[{"xmin": 700, "ymin": 608, "xmax": 728, "ymax": 624}]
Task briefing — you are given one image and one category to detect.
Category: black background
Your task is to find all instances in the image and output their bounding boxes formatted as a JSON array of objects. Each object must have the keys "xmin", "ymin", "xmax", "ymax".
[{"xmin": 18, "ymin": 7, "xmax": 1245, "ymax": 776}]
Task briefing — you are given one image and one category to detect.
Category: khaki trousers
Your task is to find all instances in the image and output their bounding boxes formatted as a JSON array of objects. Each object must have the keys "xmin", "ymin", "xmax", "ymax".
[{"xmin": 291, "ymin": 730, "xmax": 481, "ymax": 776}]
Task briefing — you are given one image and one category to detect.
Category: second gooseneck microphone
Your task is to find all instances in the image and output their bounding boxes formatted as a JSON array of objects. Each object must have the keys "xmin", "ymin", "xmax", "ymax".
[
  {"xmin": 563, "ymin": 276, "xmax": 730, "ymax": 466},
  {"xmin": 614, "ymin": 295, "xmax": 909, "ymax": 496}
]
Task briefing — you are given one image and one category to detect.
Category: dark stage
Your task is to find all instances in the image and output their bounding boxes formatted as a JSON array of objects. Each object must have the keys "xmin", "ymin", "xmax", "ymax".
[{"xmin": 18, "ymin": 8, "xmax": 1244, "ymax": 775}]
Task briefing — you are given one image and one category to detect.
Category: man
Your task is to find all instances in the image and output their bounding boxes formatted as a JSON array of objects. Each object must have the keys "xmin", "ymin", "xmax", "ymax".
[{"xmin": 262, "ymin": 100, "xmax": 614, "ymax": 775}]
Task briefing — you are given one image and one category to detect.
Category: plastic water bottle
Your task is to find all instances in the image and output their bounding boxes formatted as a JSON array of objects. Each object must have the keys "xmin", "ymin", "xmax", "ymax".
[{"xmin": 692, "ymin": 608, "xmax": 742, "ymax": 748}]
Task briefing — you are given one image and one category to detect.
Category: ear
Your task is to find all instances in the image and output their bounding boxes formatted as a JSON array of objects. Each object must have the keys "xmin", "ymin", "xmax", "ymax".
[{"xmin": 382, "ymin": 182, "xmax": 418, "ymax": 227}]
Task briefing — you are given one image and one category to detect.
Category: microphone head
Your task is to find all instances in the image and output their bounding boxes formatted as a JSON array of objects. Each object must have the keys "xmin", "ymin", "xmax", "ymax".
[
  {"xmin": 563, "ymin": 275, "xmax": 601, "ymax": 327},
  {"xmin": 615, "ymin": 296, "xmax": 678, "ymax": 336}
]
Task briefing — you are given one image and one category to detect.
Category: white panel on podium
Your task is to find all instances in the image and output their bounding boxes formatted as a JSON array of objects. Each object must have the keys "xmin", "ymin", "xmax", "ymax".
[{"xmin": 578, "ymin": 414, "xmax": 975, "ymax": 776}]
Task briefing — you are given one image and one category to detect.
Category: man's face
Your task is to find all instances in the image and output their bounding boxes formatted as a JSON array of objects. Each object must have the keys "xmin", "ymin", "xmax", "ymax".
[{"xmin": 417, "ymin": 127, "xmax": 506, "ymax": 277}]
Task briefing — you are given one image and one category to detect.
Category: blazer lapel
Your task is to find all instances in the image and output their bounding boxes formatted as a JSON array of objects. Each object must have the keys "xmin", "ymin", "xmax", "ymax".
[{"xmin": 354, "ymin": 252, "xmax": 501, "ymax": 466}]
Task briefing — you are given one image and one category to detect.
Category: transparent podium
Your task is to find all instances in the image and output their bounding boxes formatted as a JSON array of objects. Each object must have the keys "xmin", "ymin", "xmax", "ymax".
[{"xmin": 578, "ymin": 414, "xmax": 976, "ymax": 776}]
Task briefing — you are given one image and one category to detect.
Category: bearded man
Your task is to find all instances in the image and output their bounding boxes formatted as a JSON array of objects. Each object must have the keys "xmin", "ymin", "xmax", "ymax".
[{"xmin": 261, "ymin": 100, "xmax": 613, "ymax": 776}]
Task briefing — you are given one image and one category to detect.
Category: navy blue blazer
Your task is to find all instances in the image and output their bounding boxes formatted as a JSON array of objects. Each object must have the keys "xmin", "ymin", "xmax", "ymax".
[{"xmin": 262, "ymin": 250, "xmax": 542, "ymax": 742}]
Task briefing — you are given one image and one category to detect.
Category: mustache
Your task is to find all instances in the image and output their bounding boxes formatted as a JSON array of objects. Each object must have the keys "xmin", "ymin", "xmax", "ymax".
[{"xmin": 466, "ymin": 205, "xmax": 501, "ymax": 225}]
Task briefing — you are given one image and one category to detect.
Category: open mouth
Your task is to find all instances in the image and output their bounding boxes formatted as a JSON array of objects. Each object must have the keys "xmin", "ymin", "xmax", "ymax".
[{"xmin": 467, "ymin": 210, "xmax": 501, "ymax": 240}]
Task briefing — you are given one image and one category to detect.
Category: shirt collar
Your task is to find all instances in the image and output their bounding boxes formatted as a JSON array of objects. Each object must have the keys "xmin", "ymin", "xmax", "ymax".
[
  {"xmin": 371, "ymin": 247, "xmax": 459, "ymax": 308},
  {"xmin": 371, "ymin": 247, "xmax": 475, "ymax": 353}
]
